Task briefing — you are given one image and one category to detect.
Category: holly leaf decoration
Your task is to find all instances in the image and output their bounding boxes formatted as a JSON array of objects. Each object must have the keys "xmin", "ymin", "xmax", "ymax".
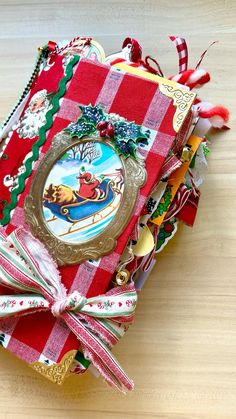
[
  {"xmin": 64, "ymin": 104, "xmax": 150, "ymax": 160},
  {"xmin": 114, "ymin": 120, "xmax": 150, "ymax": 145},
  {"xmin": 113, "ymin": 139, "xmax": 137, "ymax": 159},
  {"xmin": 79, "ymin": 104, "xmax": 107, "ymax": 124},
  {"xmin": 64, "ymin": 119, "xmax": 96, "ymax": 138},
  {"xmin": 64, "ymin": 104, "xmax": 107, "ymax": 139}
]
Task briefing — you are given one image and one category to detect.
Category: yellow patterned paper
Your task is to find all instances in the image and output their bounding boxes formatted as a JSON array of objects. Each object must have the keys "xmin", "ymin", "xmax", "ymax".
[{"xmin": 150, "ymin": 135, "xmax": 202, "ymax": 226}]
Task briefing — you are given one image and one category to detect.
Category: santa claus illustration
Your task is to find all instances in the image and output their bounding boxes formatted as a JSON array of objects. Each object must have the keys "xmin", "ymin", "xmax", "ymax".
[
  {"xmin": 77, "ymin": 167, "xmax": 106, "ymax": 200},
  {"xmin": 17, "ymin": 89, "xmax": 52, "ymax": 139}
]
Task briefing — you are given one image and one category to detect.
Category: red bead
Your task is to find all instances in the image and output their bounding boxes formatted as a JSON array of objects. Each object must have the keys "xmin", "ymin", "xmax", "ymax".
[
  {"xmin": 97, "ymin": 121, "xmax": 108, "ymax": 131},
  {"xmin": 99, "ymin": 129, "xmax": 107, "ymax": 137},
  {"xmin": 164, "ymin": 223, "xmax": 173, "ymax": 233},
  {"xmin": 107, "ymin": 123, "xmax": 114, "ymax": 138}
]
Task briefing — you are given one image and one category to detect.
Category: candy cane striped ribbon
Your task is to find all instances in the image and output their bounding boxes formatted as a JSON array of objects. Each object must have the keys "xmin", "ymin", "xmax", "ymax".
[
  {"xmin": 169, "ymin": 35, "xmax": 188, "ymax": 73},
  {"xmin": 169, "ymin": 68, "xmax": 210, "ymax": 90},
  {"xmin": 0, "ymin": 227, "xmax": 137, "ymax": 392},
  {"xmin": 49, "ymin": 37, "xmax": 92, "ymax": 57},
  {"xmin": 169, "ymin": 36, "xmax": 211, "ymax": 89},
  {"xmin": 164, "ymin": 184, "xmax": 192, "ymax": 221}
]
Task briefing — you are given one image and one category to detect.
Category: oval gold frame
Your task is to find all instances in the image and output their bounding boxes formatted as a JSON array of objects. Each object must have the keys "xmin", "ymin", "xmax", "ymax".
[{"xmin": 24, "ymin": 132, "xmax": 146, "ymax": 265}]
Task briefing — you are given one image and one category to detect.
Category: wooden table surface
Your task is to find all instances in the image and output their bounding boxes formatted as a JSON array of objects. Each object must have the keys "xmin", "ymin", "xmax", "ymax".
[{"xmin": 0, "ymin": 1, "xmax": 235, "ymax": 418}]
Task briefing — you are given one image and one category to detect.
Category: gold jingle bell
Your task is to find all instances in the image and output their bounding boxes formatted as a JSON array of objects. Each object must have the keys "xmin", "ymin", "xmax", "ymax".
[
  {"xmin": 181, "ymin": 145, "xmax": 194, "ymax": 163},
  {"xmin": 115, "ymin": 269, "xmax": 130, "ymax": 286}
]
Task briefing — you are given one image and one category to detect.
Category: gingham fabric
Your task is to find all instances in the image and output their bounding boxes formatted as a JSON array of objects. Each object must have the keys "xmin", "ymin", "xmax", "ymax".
[{"xmin": 0, "ymin": 56, "xmax": 184, "ymax": 368}]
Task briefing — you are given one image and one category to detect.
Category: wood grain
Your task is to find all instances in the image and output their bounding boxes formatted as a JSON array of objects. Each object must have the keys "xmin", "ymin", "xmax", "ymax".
[{"xmin": 0, "ymin": 1, "xmax": 235, "ymax": 418}]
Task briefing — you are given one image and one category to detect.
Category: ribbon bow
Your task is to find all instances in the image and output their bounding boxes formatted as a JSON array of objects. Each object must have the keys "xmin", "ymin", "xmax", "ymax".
[{"xmin": 0, "ymin": 227, "xmax": 137, "ymax": 392}]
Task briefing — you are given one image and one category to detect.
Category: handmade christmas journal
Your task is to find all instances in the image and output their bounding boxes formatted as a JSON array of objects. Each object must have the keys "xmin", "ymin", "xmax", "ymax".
[{"xmin": 0, "ymin": 37, "xmax": 228, "ymax": 391}]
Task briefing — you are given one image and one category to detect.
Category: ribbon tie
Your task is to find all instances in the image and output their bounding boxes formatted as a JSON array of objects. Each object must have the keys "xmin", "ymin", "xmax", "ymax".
[
  {"xmin": 51, "ymin": 290, "xmax": 88, "ymax": 317},
  {"xmin": 0, "ymin": 227, "xmax": 137, "ymax": 392}
]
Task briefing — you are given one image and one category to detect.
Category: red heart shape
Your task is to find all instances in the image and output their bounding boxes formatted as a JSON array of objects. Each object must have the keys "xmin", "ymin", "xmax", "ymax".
[
  {"xmin": 19, "ymin": 301, "xmax": 23, "ymax": 306},
  {"xmin": 119, "ymin": 302, "xmax": 122, "ymax": 307}
]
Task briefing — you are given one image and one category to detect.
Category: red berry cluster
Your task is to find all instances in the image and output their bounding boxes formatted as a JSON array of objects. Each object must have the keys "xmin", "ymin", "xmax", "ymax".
[{"xmin": 97, "ymin": 120, "xmax": 115, "ymax": 138}]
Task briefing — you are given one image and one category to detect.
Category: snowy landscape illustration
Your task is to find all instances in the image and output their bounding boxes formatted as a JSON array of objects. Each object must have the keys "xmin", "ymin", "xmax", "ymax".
[{"xmin": 42, "ymin": 141, "xmax": 124, "ymax": 243}]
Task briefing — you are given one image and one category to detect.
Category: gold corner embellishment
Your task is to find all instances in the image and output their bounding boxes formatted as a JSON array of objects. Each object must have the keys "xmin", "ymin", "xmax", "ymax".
[
  {"xmin": 31, "ymin": 350, "xmax": 77, "ymax": 384},
  {"xmin": 159, "ymin": 83, "xmax": 196, "ymax": 133}
]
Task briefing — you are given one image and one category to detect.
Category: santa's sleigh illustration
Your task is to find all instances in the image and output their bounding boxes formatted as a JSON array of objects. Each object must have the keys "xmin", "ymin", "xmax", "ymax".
[{"xmin": 43, "ymin": 179, "xmax": 120, "ymax": 237}]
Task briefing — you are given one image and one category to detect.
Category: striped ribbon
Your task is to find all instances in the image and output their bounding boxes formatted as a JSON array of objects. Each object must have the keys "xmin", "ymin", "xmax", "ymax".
[
  {"xmin": 164, "ymin": 184, "xmax": 192, "ymax": 222},
  {"xmin": 0, "ymin": 227, "xmax": 137, "ymax": 392},
  {"xmin": 169, "ymin": 36, "xmax": 214, "ymax": 89},
  {"xmin": 49, "ymin": 37, "xmax": 92, "ymax": 57},
  {"xmin": 169, "ymin": 35, "xmax": 188, "ymax": 73}
]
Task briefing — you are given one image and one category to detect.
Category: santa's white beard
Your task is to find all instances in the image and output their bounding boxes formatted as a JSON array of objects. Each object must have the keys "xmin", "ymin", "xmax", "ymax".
[{"xmin": 17, "ymin": 107, "xmax": 50, "ymax": 139}]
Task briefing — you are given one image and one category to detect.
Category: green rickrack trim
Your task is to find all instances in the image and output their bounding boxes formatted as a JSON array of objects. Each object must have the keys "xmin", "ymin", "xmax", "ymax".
[{"xmin": 1, "ymin": 55, "xmax": 80, "ymax": 226}]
